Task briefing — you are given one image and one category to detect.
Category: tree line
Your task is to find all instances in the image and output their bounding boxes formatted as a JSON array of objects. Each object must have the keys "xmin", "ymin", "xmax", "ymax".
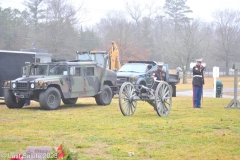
[{"xmin": 0, "ymin": 0, "xmax": 240, "ymax": 83}]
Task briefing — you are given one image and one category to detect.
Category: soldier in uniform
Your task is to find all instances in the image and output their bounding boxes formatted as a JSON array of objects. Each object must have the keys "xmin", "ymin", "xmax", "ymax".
[
  {"xmin": 149, "ymin": 63, "xmax": 167, "ymax": 111},
  {"xmin": 151, "ymin": 63, "xmax": 166, "ymax": 90},
  {"xmin": 192, "ymin": 59, "xmax": 205, "ymax": 108}
]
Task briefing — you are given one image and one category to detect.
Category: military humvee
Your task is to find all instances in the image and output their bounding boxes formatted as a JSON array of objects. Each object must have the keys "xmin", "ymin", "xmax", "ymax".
[{"xmin": 2, "ymin": 55, "xmax": 118, "ymax": 110}]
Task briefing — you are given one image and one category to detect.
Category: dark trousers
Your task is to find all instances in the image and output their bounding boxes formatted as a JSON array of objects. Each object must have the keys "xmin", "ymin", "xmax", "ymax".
[{"xmin": 192, "ymin": 85, "xmax": 202, "ymax": 108}]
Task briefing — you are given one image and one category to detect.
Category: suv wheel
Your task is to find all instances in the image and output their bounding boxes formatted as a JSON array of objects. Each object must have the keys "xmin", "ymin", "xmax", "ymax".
[
  {"xmin": 95, "ymin": 85, "xmax": 112, "ymax": 105},
  {"xmin": 62, "ymin": 98, "xmax": 78, "ymax": 105},
  {"xmin": 39, "ymin": 87, "xmax": 61, "ymax": 110},
  {"xmin": 4, "ymin": 89, "xmax": 24, "ymax": 108}
]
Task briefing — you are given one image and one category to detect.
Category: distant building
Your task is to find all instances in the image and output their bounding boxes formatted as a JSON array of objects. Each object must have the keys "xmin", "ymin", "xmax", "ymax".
[{"xmin": 21, "ymin": 48, "xmax": 52, "ymax": 63}]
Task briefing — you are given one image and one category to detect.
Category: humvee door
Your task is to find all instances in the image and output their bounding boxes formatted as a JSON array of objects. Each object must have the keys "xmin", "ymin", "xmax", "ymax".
[
  {"xmin": 83, "ymin": 66, "xmax": 100, "ymax": 96},
  {"xmin": 69, "ymin": 66, "xmax": 85, "ymax": 95}
]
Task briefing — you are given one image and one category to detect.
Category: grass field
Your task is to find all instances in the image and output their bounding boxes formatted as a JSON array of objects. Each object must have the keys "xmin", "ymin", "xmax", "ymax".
[{"xmin": 0, "ymin": 77, "xmax": 239, "ymax": 159}]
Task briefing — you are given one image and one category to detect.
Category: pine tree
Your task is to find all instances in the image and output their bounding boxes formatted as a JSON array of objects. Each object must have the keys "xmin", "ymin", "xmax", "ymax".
[{"xmin": 163, "ymin": 0, "xmax": 192, "ymax": 26}]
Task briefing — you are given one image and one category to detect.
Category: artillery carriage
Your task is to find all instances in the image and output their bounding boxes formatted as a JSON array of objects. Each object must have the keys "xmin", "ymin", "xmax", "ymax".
[{"xmin": 118, "ymin": 78, "xmax": 172, "ymax": 117}]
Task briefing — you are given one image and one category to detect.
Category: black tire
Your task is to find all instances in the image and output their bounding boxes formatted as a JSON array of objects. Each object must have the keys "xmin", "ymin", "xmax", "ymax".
[
  {"xmin": 95, "ymin": 95, "xmax": 101, "ymax": 105},
  {"xmin": 39, "ymin": 87, "xmax": 61, "ymax": 110},
  {"xmin": 139, "ymin": 82, "xmax": 147, "ymax": 93},
  {"xmin": 62, "ymin": 98, "xmax": 78, "ymax": 105},
  {"xmin": 95, "ymin": 85, "xmax": 112, "ymax": 105},
  {"xmin": 4, "ymin": 89, "xmax": 24, "ymax": 109}
]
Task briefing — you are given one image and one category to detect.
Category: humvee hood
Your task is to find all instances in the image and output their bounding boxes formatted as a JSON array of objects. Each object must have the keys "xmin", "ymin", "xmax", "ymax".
[{"xmin": 13, "ymin": 76, "xmax": 58, "ymax": 82}]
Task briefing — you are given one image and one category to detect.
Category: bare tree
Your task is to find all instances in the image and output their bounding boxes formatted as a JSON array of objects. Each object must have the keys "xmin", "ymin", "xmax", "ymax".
[
  {"xmin": 213, "ymin": 9, "xmax": 240, "ymax": 75},
  {"xmin": 125, "ymin": 0, "xmax": 144, "ymax": 29},
  {"xmin": 39, "ymin": 0, "xmax": 86, "ymax": 59},
  {"xmin": 165, "ymin": 19, "xmax": 211, "ymax": 83},
  {"xmin": 96, "ymin": 11, "xmax": 152, "ymax": 63}
]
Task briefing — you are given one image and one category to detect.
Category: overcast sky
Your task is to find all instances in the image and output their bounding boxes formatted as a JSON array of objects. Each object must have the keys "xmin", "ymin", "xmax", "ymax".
[{"xmin": 1, "ymin": 0, "xmax": 240, "ymax": 26}]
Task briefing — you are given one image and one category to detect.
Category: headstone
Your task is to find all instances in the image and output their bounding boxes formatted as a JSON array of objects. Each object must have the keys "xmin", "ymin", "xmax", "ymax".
[{"xmin": 23, "ymin": 146, "xmax": 54, "ymax": 160}]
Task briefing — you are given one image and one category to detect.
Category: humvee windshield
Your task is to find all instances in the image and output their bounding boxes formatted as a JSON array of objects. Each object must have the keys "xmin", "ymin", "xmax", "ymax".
[
  {"xmin": 30, "ymin": 64, "xmax": 67, "ymax": 76},
  {"xmin": 77, "ymin": 53, "xmax": 109, "ymax": 68},
  {"xmin": 77, "ymin": 53, "xmax": 92, "ymax": 60}
]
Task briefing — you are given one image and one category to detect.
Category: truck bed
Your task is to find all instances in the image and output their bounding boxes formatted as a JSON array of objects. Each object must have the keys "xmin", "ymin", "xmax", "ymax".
[{"xmin": 168, "ymin": 69, "xmax": 180, "ymax": 84}]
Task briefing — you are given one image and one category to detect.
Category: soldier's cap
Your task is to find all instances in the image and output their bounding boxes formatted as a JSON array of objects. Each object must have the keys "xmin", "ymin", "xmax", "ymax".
[
  {"xmin": 196, "ymin": 58, "xmax": 203, "ymax": 63},
  {"xmin": 157, "ymin": 62, "xmax": 164, "ymax": 67}
]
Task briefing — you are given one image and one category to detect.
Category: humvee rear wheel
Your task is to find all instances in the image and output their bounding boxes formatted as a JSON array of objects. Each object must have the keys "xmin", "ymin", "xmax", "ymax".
[
  {"xmin": 95, "ymin": 85, "xmax": 112, "ymax": 105},
  {"xmin": 155, "ymin": 81, "xmax": 172, "ymax": 117},
  {"xmin": 119, "ymin": 82, "xmax": 137, "ymax": 116},
  {"xmin": 4, "ymin": 89, "xmax": 24, "ymax": 108},
  {"xmin": 39, "ymin": 87, "xmax": 61, "ymax": 110},
  {"xmin": 62, "ymin": 98, "xmax": 78, "ymax": 105}
]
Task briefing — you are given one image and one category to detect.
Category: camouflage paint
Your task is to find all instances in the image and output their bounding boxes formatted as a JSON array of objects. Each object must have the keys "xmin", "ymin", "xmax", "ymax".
[{"xmin": 3, "ymin": 60, "xmax": 117, "ymax": 101}]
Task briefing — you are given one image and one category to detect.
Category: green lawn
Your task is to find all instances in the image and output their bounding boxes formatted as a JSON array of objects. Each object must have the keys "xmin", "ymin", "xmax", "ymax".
[{"xmin": 0, "ymin": 96, "xmax": 239, "ymax": 159}]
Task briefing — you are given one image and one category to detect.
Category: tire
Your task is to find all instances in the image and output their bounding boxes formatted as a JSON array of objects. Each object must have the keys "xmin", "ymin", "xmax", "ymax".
[
  {"xmin": 95, "ymin": 95, "xmax": 101, "ymax": 105},
  {"xmin": 4, "ymin": 89, "xmax": 24, "ymax": 109},
  {"xmin": 139, "ymin": 82, "xmax": 147, "ymax": 93},
  {"xmin": 95, "ymin": 85, "xmax": 112, "ymax": 105},
  {"xmin": 39, "ymin": 87, "xmax": 61, "ymax": 110},
  {"xmin": 62, "ymin": 98, "xmax": 78, "ymax": 105}
]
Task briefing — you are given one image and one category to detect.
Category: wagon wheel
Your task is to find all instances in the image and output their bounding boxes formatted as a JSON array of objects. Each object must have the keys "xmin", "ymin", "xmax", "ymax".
[
  {"xmin": 119, "ymin": 82, "xmax": 137, "ymax": 116},
  {"xmin": 155, "ymin": 81, "xmax": 172, "ymax": 117}
]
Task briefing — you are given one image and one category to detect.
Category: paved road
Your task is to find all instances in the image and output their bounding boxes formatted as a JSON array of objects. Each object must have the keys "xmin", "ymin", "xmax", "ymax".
[{"xmin": 177, "ymin": 88, "xmax": 240, "ymax": 98}]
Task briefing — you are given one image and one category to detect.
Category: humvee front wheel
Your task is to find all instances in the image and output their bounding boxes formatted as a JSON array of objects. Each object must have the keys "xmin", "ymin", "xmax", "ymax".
[
  {"xmin": 4, "ymin": 89, "xmax": 24, "ymax": 108},
  {"xmin": 62, "ymin": 98, "xmax": 78, "ymax": 105},
  {"xmin": 39, "ymin": 87, "xmax": 61, "ymax": 110},
  {"xmin": 95, "ymin": 85, "xmax": 112, "ymax": 105}
]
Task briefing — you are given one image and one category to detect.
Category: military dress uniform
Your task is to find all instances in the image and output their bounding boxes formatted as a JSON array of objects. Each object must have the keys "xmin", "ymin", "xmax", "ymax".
[
  {"xmin": 153, "ymin": 70, "xmax": 166, "ymax": 81},
  {"xmin": 152, "ymin": 69, "xmax": 166, "ymax": 90},
  {"xmin": 150, "ymin": 66, "xmax": 166, "ymax": 111},
  {"xmin": 192, "ymin": 63, "xmax": 205, "ymax": 108}
]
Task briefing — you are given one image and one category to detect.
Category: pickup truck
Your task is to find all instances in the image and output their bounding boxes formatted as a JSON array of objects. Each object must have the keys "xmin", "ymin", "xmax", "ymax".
[{"xmin": 116, "ymin": 61, "xmax": 180, "ymax": 97}]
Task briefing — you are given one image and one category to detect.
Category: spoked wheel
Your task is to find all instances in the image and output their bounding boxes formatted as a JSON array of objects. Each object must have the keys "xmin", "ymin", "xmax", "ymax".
[
  {"xmin": 155, "ymin": 81, "xmax": 172, "ymax": 117},
  {"xmin": 119, "ymin": 82, "xmax": 137, "ymax": 116}
]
